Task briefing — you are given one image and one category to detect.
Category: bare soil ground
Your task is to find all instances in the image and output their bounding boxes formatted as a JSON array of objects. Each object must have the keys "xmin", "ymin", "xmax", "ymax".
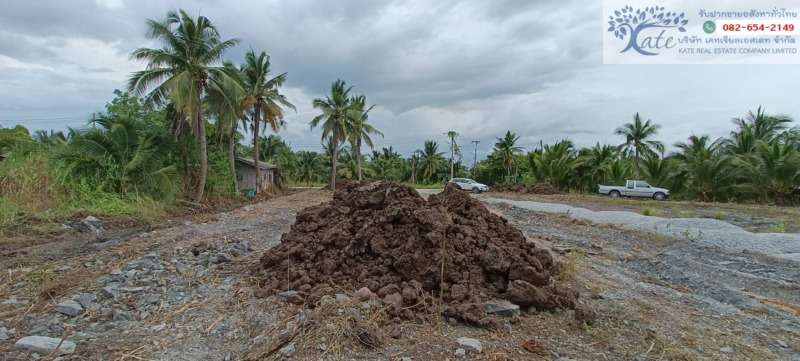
[{"xmin": 1, "ymin": 189, "xmax": 798, "ymax": 360}]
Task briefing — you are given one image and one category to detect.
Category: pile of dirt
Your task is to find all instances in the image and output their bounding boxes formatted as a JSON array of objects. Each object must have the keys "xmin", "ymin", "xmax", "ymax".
[
  {"xmin": 321, "ymin": 178, "xmax": 354, "ymax": 191},
  {"xmin": 493, "ymin": 183, "xmax": 560, "ymax": 195},
  {"xmin": 256, "ymin": 181, "xmax": 576, "ymax": 324}
]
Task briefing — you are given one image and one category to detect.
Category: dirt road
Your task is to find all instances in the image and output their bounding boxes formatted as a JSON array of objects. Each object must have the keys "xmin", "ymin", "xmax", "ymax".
[{"xmin": 1, "ymin": 188, "xmax": 798, "ymax": 360}]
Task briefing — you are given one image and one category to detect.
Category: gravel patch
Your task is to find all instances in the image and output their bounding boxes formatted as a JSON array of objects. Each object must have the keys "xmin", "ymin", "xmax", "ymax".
[{"xmin": 483, "ymin": 197, "xmax": 800, "ymax": 261}]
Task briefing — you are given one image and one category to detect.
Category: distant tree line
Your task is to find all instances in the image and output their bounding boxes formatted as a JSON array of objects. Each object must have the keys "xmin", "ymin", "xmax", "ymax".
[{"xmin": 2, "ymin": 8, "xmax": 799, "ymax": 228}]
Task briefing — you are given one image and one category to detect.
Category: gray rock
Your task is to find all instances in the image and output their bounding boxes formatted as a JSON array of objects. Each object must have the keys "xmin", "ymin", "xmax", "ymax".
[
  {"xmin": 335, "ymin": 293, "xmax": 351, "ymax": 303},
  {"xmin": 400, "ymin": 357, "xmax": 412, "ymax": 361},
  {"xmin": 99, "ymin": 284, "xmax": 120, "ymax": 299},
  {"xmin": 76, "ymin": 293, "xmax": 97, "ymax": 309},
  {"xmin": 719, "ymin": 346, "xmax": 735, "ymax": 353},
  {"xmin": 81, "ymin": 215, "xmax": 104, "ymax": 236},
  {"xmin": 112, "ymin": 309, "xmax": 133, "ymax": 321},
  {"xmin": 15, "ymin": 336, "xmax": 76, "ymax": 355},
  {"xmin": 0, "ymin": 326, "xmax": 11, "ymax": 340},
  {"xmin": 483, "ymin": 299, "xmax": 520, "ymax": 317},
  {"xmin": 142, "ymin": 293, "xmax": 161, "ymax": 305},
  {"xmin": 776, "ymin": 340, "xmax": 788, "ymax": 348},
  {"xmin": 279, "ymin": 342, "xmax": 295, "ymax": 358},
  {"xmin": 175, "ymin": 262, "xmax": 190, "ymax": 274},
  {"xmin": 55, "ymin": 300, "xmax": 84, "ymax": 317},
  {"xmin": 456, "ymin": 337, "xmax": 482, "ymax": 353},
  {"xmin": 454, "ymin": 348, "xmax": 466, "ymax": 358}
]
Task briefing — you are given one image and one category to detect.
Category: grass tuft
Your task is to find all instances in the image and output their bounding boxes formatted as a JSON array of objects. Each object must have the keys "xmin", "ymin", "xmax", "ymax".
[{"xmin": 641, "ymin": 207, "xmax": 659, "ymax": 216}]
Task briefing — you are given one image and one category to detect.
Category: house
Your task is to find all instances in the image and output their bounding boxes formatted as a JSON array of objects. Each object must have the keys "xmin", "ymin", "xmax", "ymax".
[{"xmin": 235, "ymin": 157, "xmax": 279, "ymax": 195}]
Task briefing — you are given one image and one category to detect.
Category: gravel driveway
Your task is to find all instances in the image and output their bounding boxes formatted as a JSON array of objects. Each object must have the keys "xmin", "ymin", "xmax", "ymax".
[{"xmin": 479, "ymin": 196, "xmax": 800, "ymax": 262}]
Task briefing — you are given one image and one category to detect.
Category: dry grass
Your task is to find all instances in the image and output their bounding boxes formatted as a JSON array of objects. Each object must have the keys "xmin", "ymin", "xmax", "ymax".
[
  {"xmin": 300, "ymin": 300, "xmax": 391, "ymax": 360},
  {"xmin": 557, "ymin": 250, "xmax": 585, "ymax": 282}
]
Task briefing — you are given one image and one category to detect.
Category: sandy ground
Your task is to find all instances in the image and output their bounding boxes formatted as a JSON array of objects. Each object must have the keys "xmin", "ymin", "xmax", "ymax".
[{"xmin": 1, "ymin": 188, "xmax": 798, "ymax": 360}]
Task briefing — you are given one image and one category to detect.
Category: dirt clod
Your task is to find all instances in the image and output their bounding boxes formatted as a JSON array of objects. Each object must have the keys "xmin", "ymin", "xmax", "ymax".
[{"xmin": 256, "ymin": 181, "xmax": 577, "ymax": 322}]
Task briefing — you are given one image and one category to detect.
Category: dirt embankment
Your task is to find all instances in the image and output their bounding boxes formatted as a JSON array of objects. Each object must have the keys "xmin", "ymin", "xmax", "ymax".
[
  {"xmin": 492, "ymin": 183, "xmax": 560, "ymax": 195},
  {"xmin": 256, "ymin": 181, "xmax": 577, "ymax": 324}
]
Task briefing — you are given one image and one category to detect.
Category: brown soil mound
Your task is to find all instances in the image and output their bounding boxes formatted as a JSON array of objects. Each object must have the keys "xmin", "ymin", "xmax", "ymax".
[
  {"xmin": 321, "ymin": 178, "xmax": 354, "ymax": 191},
  {"xmin": 257, "ymin": 181, "xmax": 576, "ymax": 324},
  {"xmin": 494, "ymin": 183, "xmax": 560, "ymax": 195}
]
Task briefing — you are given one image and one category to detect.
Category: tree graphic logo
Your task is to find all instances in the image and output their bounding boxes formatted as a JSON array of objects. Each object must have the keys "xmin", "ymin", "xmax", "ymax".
[{"xmin": 607, "ymin": 5, "xmax": 688, "ymax": 56}]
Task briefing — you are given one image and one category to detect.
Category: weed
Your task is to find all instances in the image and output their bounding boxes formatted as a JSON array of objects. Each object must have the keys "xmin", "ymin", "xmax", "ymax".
[
  {"xmin": 0, "ymin": 197, "xmax": 18, "ymax": 228},
  {"xmin": 712, "ymin": 210, "xmax": 725, "ymax": 220},
  {"xmin": 641, "ymin": 207, "xmax": 659, "ymax": 216},
  {"xmin": 558, "ymin": 250, "xmax": 585, "ymax": 282},
  {"xmin": 768, "ymin": 222, "xmax": 786, "ymax": 233}
]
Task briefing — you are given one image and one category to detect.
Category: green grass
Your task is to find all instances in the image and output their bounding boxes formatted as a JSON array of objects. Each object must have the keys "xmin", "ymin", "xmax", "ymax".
[
  {"xmin": 0, "ymin": 197, "xmax": 18, "ymax": 228},
  {"xmin": 0, "ymin": 149, "xmax": 173, "ymax": 233},
  {"xmin": 768, "ymin": 222, "xmax": 786, "ymax": 233},
  {"xmin": 641, "ymin": 207, "xmax": 659, "ymax": 216}
]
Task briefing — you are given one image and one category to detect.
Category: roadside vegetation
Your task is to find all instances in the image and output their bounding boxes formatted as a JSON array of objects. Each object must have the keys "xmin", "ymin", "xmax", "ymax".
[{"xmin": 2, "ymin": 10, "xmax": 800, "ymax": 235}]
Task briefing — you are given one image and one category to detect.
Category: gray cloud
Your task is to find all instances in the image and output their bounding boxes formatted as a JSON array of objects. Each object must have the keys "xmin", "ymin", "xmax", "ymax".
[{"xmin": 0, "ymin": 0, "xmax": 798, "ymax": 162}]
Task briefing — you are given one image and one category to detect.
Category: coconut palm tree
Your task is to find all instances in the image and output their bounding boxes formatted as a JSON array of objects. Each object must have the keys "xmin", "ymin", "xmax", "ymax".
[
  {"xmin": 293, "ymin": 151, "xmax": 322, "ymax": 186},
  {"xmin": 494, "ymin": 131, "xmax": 523, "ymax": 181},
  {"xmin": 409, "ymin": 153, "xmax": 420, "ymax": 184},
  {"xmin": 259, "ymin": 134, "xmax": 289, "ymax": 163},
  {"xmin": 674, "ymin": 135, "xmax": 734, "ymax": 202},
  {"xmin": 128, "ymin": 9, "xmax": 239, "ymax": 201},
  {"xmin": 206, "ymin": 61, "xmax": 245, "ymax": 193},
  {"xmin": 445, "ymin": 130, "xmax": 460, "ymax": 180},
  {"xmin": 735, "ymin": 140, "xmax": 800, "ymax": 204},
  {"xmin": 56, "ymin": 116, "xmax": 178, "ymax": 198},
  {"xmin": 615, "ymin": 113, "xmax": 663, "ymax": 178},
  {"xmin": 417, "ymin": 140, "xmax": 444, "ymax": 183},
  {"xmin": 347, "ymin": 95, "xmax": 383, "ymax": 180},
  {"xmin": 310, "ymin": 79, "xmax": 353, "ymax": 191},
  {"xmin": 528, "ymin": 140, "xmax": 577, "ymax": 190},
  {"xmin": 240, "ymin": 50, "xmax": 295, "ymax": 191},
  {"xmin": 579, "ymin": 143, "xmax": 618, "ymax": 191},
  {"xmin": 724, "ymin": 107, "xmax": 793, "ymax": 155}
]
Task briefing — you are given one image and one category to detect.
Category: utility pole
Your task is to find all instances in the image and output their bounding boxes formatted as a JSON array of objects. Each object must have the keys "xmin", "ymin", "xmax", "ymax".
[{"xmin": 471, "ymin": 140, "xmax": 480, "ymax": 178}]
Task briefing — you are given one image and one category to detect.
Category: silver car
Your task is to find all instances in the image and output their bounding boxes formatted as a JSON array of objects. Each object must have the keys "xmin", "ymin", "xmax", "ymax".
[{"xmin": 449, "ymin": 178, "xmax": 490, "ymax": 193}]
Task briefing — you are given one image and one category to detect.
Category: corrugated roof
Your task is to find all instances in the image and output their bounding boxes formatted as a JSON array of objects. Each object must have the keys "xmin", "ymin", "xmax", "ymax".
[{"xmin": 235, "ymin": 157, "xmax": 277, "ymax": 169}]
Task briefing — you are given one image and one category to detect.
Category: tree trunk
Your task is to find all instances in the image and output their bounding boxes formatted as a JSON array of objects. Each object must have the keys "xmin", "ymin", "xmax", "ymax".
[
  {"xmin": 355, "ymin": 138, "xmax": 363, "ymax": 181},
  {"xmin": 330, "ymin": 139, "xmax": 338, "ymax": 191},
  {"xmin": 194, "ymin": 97, "xmax": 207, "ymax": 202},
  {"xmin": 634, "ymin": 148, "xmax": 640, "ymax": 178},
  {"xmin": 253, "ymin": 101, "xmax": 261, "ymax": 193},
  {"xmin": 450, "ymin": 146, "xmax": 455, "ymax": 180},
  {"xmin": 228, "ymin": 124, "xmax": 238, "ymax": 194}
]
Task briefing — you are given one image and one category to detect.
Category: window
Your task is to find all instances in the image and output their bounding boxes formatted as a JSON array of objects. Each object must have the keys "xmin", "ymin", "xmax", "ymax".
[{"xmin": 637, "ymin": 181, "xmax": 651, "ymax": 188}]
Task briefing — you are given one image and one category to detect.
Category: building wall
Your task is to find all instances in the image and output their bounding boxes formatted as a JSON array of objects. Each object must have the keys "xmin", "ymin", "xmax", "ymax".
[{"xmin": 236, "ymin": 164, "xmax": 275, "ymax": 193}]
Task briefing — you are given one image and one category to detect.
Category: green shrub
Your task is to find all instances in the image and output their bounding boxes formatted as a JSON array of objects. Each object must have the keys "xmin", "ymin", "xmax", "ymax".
[{"xmin": 206, "ymin": 149, "xmax": 236, "ymax": 197}]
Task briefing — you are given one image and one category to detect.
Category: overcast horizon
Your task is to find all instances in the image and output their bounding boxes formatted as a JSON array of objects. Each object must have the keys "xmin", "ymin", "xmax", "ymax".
[{"xmin": 2, "ymin": 0, "xmax": 799, "ymax": 162}]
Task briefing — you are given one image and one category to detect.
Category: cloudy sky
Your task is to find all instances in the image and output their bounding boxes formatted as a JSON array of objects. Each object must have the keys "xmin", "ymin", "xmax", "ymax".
[{"xmin": 1, "ymin": 0, "xmax": 799, "ymax": 161}]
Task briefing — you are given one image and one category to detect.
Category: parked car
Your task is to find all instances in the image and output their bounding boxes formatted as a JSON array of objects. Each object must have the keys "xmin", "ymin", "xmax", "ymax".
[
  {"xmin": 449, "ymin": 178, "xmax": 489, "ymax": 193},
  {"xmin": 598, "ymin": 180, "xmax": 670, "ymax": 201}
]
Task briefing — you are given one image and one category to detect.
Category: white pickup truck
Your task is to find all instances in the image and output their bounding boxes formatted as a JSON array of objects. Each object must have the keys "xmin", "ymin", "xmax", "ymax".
[{"xmin": 598, "ymin": 180, "xmax": 670, "ymax": 201}]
